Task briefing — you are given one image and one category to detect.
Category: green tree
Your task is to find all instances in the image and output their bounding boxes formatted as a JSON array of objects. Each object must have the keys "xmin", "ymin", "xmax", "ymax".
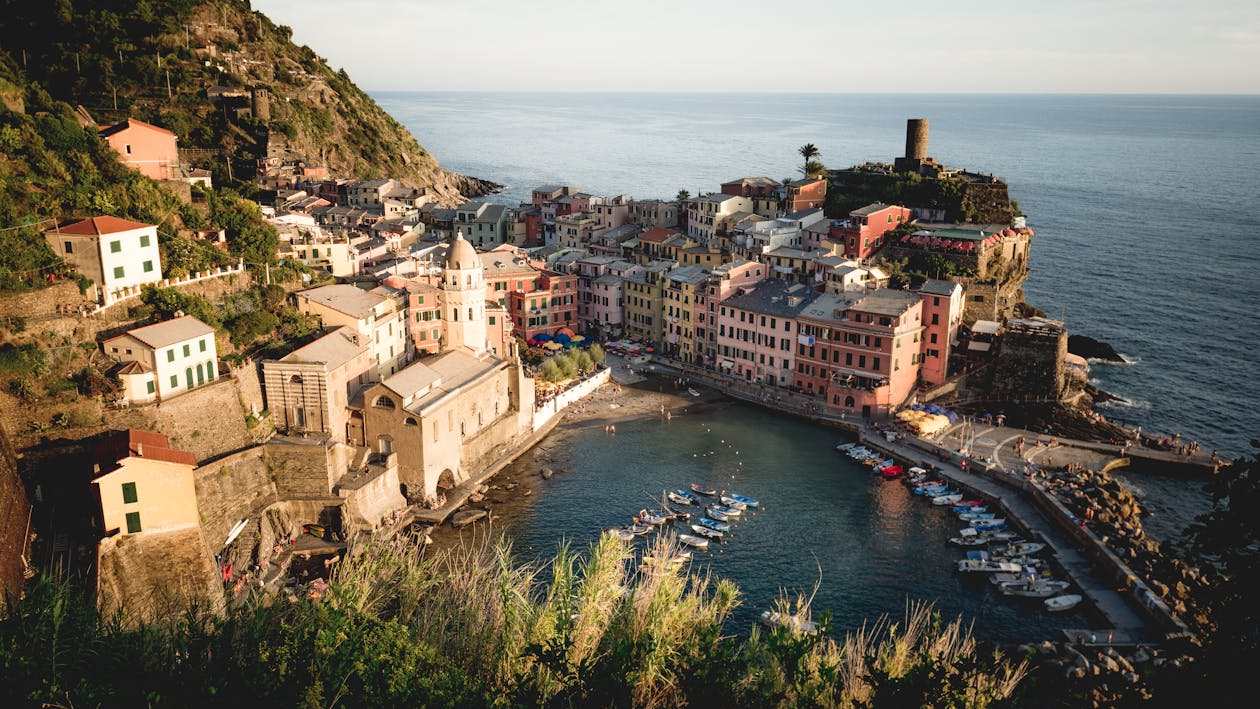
[
  {"xmin": 798, "ymin": 143, "xmax": 820, "ymax": 176},
  {"xmin": 799, "ymin": 159, "xmax": 828, "ymax": 180},
  {"xmin": 675, "ymin": 189, "xmax": 690, "ymax": 204},
  {"xmin": 539, "ymin": 358, "xmax": 561, "ymax": 382},
  {"xmin": 575, "ymin": 351, "xmax": 594, "ymax": 374},
  {"xmin": 588, "ymin": 344, "xmax": 605, "ymax": 366}
]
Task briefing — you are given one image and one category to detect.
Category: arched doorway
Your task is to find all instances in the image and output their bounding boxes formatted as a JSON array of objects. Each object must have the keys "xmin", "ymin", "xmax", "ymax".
[{"xmin": 437, "ymin": 468, "xmax": 456, "ymax": 491}]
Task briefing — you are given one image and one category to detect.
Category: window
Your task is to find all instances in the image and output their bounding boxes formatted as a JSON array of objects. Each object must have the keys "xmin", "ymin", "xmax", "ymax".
[
  {"xmin": 170, "ymin": 375, "xmax": 178, "ymax": 388},
  {"xmin": 970, "ymin": 295, "xmax": 985, "ymax": 302},
  {"xmin": 931, "ymin": 313, "xmax": 939, "ymax": 325},
  {"xmin": 122, "ymin": 482, "xmax": 138, "ymax": 504},
  {"xmin": 113, "ymin": 266, "xmax": 125, "ymax": 279},
  {"xmin": 199, "ymin": 339, "xmax": 207, "ymax": 353},
  {"xmin": 373, "ymin": 396, "xmax": 396, "ymax": 409},
  {"xmin": 125, "ymin": 511, "xmax": 142, "ymax": 533},
  {"xmin": 404, "ymin": 417, "xmax": 418, "ymax": 426},
  {"xmin": 64, "ymin": 241, "xmax": 73, "ymax": 254},
  {"xmin": 167, "ymin": 349, "xmax": 175, "ymax": 363},
  {"xmin": 110, "ymin": 240, "xmax": 121, "ymax": 253},
  {"xmin": 182, "ymin": 344, "xmax": 191, "ymax": 357},
  {"xmin": 124, "ymin": 144, "xmax": 132, "ymax": 155},
  {"xmin": 142, "ymin": 260, "xmax": 153, "ymax": 273},
  {"xmin": 930, "ymin": 333, "xmax": 938, "ymax": 344},
  {"xmin": 146, "ymin": 381, "xmax": 155, "ymax": 394},
  {"xmin": 489, "ymin": 316, "xmax": 496, "ymax": 325},
  {"xmin": 140, "ymin": 234, "xmax": 150, "ymax": 248}
]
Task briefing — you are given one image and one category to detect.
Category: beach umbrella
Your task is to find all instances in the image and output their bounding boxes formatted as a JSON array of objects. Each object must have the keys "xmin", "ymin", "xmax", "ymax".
[
  {"xmin": 557, "ymin": 327, "xmax": 576, "ymax": 337},
  {"xmin": 570, "ymin": 335, "xmax": 585, "ymax": 343},
  {"xmin": 535, "ymin": 333, "xmax": 553, "ymax": 342},
  {"xmin": 553, "ymin": 333, "xmax": 572, "ymax": 345},
  {"xmin": 544, "ymin": 341, "xmax": 562, "ymax": 350}
]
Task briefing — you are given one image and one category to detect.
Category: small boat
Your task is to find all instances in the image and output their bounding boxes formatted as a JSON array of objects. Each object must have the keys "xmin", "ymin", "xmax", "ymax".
[
  {"xmin": 672, "ymin": 511, "xmax": 691, "ymax": 522},
  {"xmin": 1044, "ymin": 594, "xmax": 1084, "ymax": 612},
  {"xmin": 847, "ymin": 447, "xmax": 874, "ymax": 460},
  {"xmin": 958, "ymin": 512, "xmax": 996, "ymax": 521},
  {"xmin": 970, "ymin": 518, "xmax": 1007, "ymax": 528},
  {"xmin": 668, "ymin": 491, "xmax": 695, "ymax": 506},
  {"xmin": 980, "ymin": 530, "xmax": 1019, "ymax": 542},
  {"xmin": 709, "ymin": 504, "xmax": 741, "ymax": 517},
  {"xmin": 698, "ymin": 517, "xmax": 730, "ymax": 532},
  {"xmin": 997, "ymin": 541, "xmax": 1046, "ymax": 556},
  {"xmin": 880, "ymin": 465, "xmax": 903, "ymax": 479},
  {"xmin": 691, "ymin": 483, "xmax": 717, "ymax": 496},
  {"xmin": 679, "ymin": 534, "xmax": 709, "ymax": 549},
  {"xmin": 906, "ymin": 466, "xmax": 927, "ymax": 478},
  {"xmin": 914, "ymin": 483, "xmax": 947, "ymax": 495},
  {"xmin": 953, "ymin": 504, "xmax": 986, "ymax": 513},
  {"xmin": 932, "ymin": 493, "xmax": 963, "ymax": 505},
  {"xmin": 727, "ymin": 493, "xmax": 759, "ymax": 508},
  {"xmin": 705, "ymin": 507, "xmax": 732, "ymax": 521},
  {"xmin": 836, "ymin": 442, "xmax": 858, "ymax": 452},
  {"xmin": 688, "ymin": 387, "xmax": 701, "ymax": 397},
  {"xmin": 956, "ymin": 499, "xmax": 983, "ymax": 508},
  {"xmin": 636, "ymin": 510, "xmax": 667, "ymax": 526},
  {"xmin": 990, "ymin": 567, "xmax": 1043, "ymax": 586},
  {"xmin": 690, "ymin": 524, "xmax": 723, "ymax": 539},
  {"xmin": 608, "ymin": 528, "xmax": 635, "ymax": 541},
  {"xmin": 999, "ymin": 579, "xmax": 1071, "ymax": 598},
  {"xmin": 949, "ymin": 535, "xmax": 987, "ymax": 547},
  {"xmin": 642, "ymin": 551, "xmax": 691, "ymax": 567},
  {"xmin": 758, "ymin": 610, "xmax": 818, "ymax": 635},
  {"xmin": 720, "ymin": 495, "xmax": 748, "ymax": 510},
  {"xmin": 958, "ymin": 558, "xmax": 1024, "ymax": 574},
  {"xmin": 627, "ymin": 524, "xmax": 651, "ymax": 536}
]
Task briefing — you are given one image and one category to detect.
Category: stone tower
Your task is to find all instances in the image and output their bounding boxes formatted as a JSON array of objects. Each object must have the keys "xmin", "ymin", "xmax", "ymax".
[
  {"xmin": 251, "ymin": 87, "xmax": 270, "ymax": 122},
  {"xmin": 904, "ymin": 118, "xmax": 929, "ymax": 160},
  {"xmin": 441, "ymin": 229, "xmax": 487, "ymax": 354}
]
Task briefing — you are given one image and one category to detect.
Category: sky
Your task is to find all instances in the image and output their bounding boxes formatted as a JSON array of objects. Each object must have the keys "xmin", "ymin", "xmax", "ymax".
[{"xmin": 250, "ymin": 0, "xmax": 1260, "ymax": 93}]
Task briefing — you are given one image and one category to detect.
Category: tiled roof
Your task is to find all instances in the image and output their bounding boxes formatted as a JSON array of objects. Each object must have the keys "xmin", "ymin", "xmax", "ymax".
[
  {"xmin": 113, "ymin": 316, "xmax": 215, "ymax": 350},
  {"xmin": 55, "ymin": 216, "xmax": 153, "ymax": 236},
  {"xmin": 94, "ymin": 429, "xmax": 196, "ymax": 475}
]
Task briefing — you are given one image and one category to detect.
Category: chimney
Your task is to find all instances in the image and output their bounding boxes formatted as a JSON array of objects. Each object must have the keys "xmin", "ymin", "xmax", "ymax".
[{"xmin": 136, "ymin": 442, "xmax": 144, "ymax": 458}]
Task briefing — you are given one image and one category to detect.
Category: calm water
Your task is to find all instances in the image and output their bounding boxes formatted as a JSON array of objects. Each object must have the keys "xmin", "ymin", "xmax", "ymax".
[
  {"xmin": 377, "ymin": 92, "xmax": 1260, "ymax": 458},
  {"xmin": 499, "ymin": 404, "xmax": 1091, "ymax": 643}
]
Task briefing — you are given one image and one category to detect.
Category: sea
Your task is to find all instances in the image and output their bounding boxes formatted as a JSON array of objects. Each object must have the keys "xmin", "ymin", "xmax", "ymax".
[{"xmin": 375, "ymin": 92, "xmax": 1260, "ymax": 459}]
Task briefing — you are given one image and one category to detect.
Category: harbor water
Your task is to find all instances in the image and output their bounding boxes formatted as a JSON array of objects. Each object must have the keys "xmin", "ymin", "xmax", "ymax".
[{"xmin": 497, "ymin": 401, "xmax": 1092, "ymax": 643}]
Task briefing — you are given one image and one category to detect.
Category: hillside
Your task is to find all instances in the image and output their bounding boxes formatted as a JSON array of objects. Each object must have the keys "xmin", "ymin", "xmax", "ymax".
[{"xmin": 0, "ymin": 0, "xmax": 495, "ymax": 201}]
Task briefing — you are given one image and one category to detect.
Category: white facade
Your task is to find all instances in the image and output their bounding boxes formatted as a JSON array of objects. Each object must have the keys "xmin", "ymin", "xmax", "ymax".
[
  {"xmin": 442, "ymin": 229, "xmax": 488, "ymax": 354},
  {"xmin": 44, "ymin": 217, "xmax": 164, "ymax": 304},
  {"xmin": 103, "ymin": 316, "xmax": 219, "ymax": 404}
]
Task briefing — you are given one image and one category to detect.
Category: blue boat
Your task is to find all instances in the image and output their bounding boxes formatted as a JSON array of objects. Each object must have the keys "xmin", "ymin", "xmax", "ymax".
[
  {"xmin": 698, "ymin": 517, "xmax": 731, "ymax": 532},
  {"xmin": 728, "ymin": 493, "xmax": 759, "ymax": 508}
]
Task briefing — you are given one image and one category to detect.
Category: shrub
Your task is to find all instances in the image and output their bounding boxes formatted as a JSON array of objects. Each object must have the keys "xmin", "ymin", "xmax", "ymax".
[
  {"xmin": 588, "ymin": 343, "xmax": 605, "ymax": 365},
  {"xmin": 539, "ymin": 359, "xmax": 561, "ymax": 383},
  {"xmin": 575, "ymin": 350, "xmax": 594, "ymax": 374}
]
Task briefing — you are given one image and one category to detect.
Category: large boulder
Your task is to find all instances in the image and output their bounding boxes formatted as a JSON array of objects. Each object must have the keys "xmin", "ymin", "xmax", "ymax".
[
  {"xmin": 450, "ymin": 509, "xmax": 488, "ymax": 528},
  {"xmin": 1068, "ymin": 335, "xmax": 1126, "ymax": 363}
]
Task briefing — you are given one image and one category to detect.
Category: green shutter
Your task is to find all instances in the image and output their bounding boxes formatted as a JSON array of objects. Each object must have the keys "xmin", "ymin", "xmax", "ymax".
[
  {"xmin": 167, "ymin": 349, "xmax": 175, "ymax": 362},
  {"xmin": 125, "ymin": 512, "xmax": 142, "ymax": 533},
  {"xmin": 140, "ymin": 234, "xmax": 150, "ymax": 247},
  {"xmin": 199, "ymin": 339, "xmax": 206, "ymax": 352},
  {"xmin": 113, "ymin": 266, "xmax": 125, "ymax": 278},
  {"xmin": 145, "ymin": 380, "xmax": 155, "ymax": 394},
  {"xmin": 170, "ymin": 374, "xmax": 178, "ymax": 388},
  {"xmin": 121, "ymin": 482, "xmax": 138, "ymax": 503},
  {"xmin": 142, "ymin": 260, "xmax": 153, "ymax": 273},
  {"xmin": 110, "ymin": 240, "xmax": 121, "ymax": 253}
]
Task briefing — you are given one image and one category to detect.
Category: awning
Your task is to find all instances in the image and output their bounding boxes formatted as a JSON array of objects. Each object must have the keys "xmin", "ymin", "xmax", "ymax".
[{"xmin": 720, "ymin": 359, "xmax": 735, "ymax": 369}]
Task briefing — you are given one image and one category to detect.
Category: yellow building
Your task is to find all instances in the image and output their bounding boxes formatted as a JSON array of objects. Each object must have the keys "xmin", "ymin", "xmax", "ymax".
[
  {"xmin": 662, "ymin": 265, "xmax": 709, "ymax": 363},
  {"xmin": 92, "ymin": 430, "xmax": 199, "ymax": 536},
  {"xmin": 623, "ymin": 260, "xmax": 673, "ymax": 344}
]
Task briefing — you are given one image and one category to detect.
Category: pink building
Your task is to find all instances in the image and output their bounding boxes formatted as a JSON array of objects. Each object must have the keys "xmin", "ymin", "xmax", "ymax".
[
  {"xmin": 833, "ymin": 203, "xmax": 911, "ymax": 260},
  {"xmin": 99, "ymin": 118, "xmax": 179, "ymax": 180},
  {"xmin": 794, "ymin": 289, "xmax": 923, "ymax": 417},
  {"xmin": 695, "ymin": 260, "xmax": 766, "ymax": 366},
  {"xmin": 714, "ymin": 278, "xmax": 814, "ymax": 386},
  {"xmin": 917, "ymin": 279, "xmax": 963, "ymax": 387},
  {"xmin": 720, "ymin": 176, "xmax": 780, "ymax": 198}
]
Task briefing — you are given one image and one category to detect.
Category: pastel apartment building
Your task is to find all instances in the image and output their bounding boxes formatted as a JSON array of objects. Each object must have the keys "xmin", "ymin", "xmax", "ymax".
[
  {"xmin": 794, "ymin": 288, "xmax": 924, "ymax": 417},
  {"xmin": 779, "ymin": 178, "xmax": 827, "ymax": 213},
  {"xmin": 45, "ymin": 217, "xmax": 163, "ymax": 305},
  {"xmin": 99, "ymin": 118, "xmax": 180, "ymax": 180},
  {"xmin": 629, "ymin": 199, "xmax": 679, "ymax": 228},
  {"xmin": 917, "ymin": 279, "xmax": 964, "ymax": 387},
  {"xmin": 295, "ymin": 284, "xmax": 412, "ymax": 379},
  {"xmin": 694, "ymin": 259, "xmax": 767, "ymax": 365},
  {"xmin": 687, "ymin": 193, "xmax": 753, "ymax": 244},
  {"xmin": 623, "ymin": 261, "xmax": 674, "ymax": 344},
  {"xmin": 555, "ymin": 212, "xmax": 601, "ymax": 249},
  {"xmin": 720, "ymin": 176, "xmax": 780, "ymax": 199},
  {"xmin": 714, "ymin": 279, "xmax": 813, "ymax": 386},
  {"xmin": 92, "ymin": 430, "xmax": 199, "ymax": 537},
  {"xmin": 455, "ymin": 201, "xmax": 510, "ymax": 247},
  {"xmin": 508, "ymin": 270, "xmax": 578, "ymax": 341},
  {"xmin": 833, "ymin": 203, "xmax": 912, "ymax": 259},
  {"xmin": 662, "ymin": 265, "xmax": 709, "ymax": 363},
  {"xmin": 262, "ymin": 326, "xmax": 374, "ymax": 441},
  {"xmin": 103, "ymin": 316, "xmax": 218, "ymax": 405}
]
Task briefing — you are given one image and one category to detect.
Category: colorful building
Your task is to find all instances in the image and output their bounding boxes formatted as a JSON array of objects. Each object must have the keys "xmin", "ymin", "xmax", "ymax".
[
  {"xmin": 714, "ymin": 279, "xmax": 814, "ymax": 386},
  {"xmin": 44, "ymin": 216, "xmax": 164, "ymax": 305},
  {"xmin": 99, "ymin": 118, "xmax": 180, "ymax": 180},
  {"xmin": 917, "ymin": 279, "xmax": 964, "ymax": 387},
  {"xmin": 662, "ymin": 265, "xmax": 709, "ymax": 363},
  {"xmin": 833, "ymin": 203, "xmax": 911, "ymax": 259},
  {"xmin": 91, "ymin": 430, "xmax": 198, "ymax": 537},
  {"xmin": 103, "ymin": 316, "xmax": 218, "ymax": 405}
]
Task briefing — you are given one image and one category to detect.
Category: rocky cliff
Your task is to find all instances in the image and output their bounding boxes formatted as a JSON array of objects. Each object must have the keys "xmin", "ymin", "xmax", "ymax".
[{"xmin": 0, "ymin": 0, "xmax": 495, "ymax": 204}]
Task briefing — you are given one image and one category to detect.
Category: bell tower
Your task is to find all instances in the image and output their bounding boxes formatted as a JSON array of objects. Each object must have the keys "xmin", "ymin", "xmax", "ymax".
[{"xmin": 441, "ymin": 229, "xmax": 487, "ymax": 354}]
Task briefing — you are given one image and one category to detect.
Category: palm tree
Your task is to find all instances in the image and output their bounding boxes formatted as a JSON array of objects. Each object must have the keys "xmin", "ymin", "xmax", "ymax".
[
  {"xmin": 798, "ymin": 144, "xmax": 820, "ymax": 176},
  {"xmin": 675, "ymin": 189, "xmax": 690, "ymax": 204},
  {"xmin": 799, "ymin": 160, "xmax": 828, "ymax": 180}
]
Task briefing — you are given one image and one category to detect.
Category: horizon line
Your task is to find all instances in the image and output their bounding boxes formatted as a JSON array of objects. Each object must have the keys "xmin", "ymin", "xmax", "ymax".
[{"xmin": 364, "ymin": 88, "xmax": 1260, "ymax": 97}]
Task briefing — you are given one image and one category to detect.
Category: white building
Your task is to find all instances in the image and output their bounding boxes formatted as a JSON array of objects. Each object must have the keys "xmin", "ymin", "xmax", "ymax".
[
  {"xmin": 103, "ymin": 316, "xmax": 219, "ymax": 404},
  {"xmin": 294, "ymin": 283, "xmax": 412, "ymax": 379},
  {"xmin": 44, "ymin": 217, "xmax": 163, "ymax": 305}
]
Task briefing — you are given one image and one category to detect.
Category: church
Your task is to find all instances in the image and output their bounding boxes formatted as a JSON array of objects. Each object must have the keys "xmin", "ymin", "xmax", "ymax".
[{"xmin": 359, "ymin": 230, "xmax": 536, "ymax": 503}]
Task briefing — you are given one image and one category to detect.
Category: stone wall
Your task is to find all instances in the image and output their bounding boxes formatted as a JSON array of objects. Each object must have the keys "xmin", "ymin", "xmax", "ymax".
[
  {"xmin": 340, "ymin": 465, "xmax": 406, "ymax": 534},
  {"xmin": 0, "ymin": 281, "xmax": 91, "ymax": 322},
  {"xmin": 0, "ymin": 424, "xmax": 30, "ymax": 607},
  {"xmin": 991, "ymin": 322, "xmax": 1068, "ymax": 402},
  {"xmin": 263, "ymin": 437, "xmax": 341, "ymax": 499},
  {"xmin": 145, "ymin": 376, "xmax": 256, "ymax": 461},
  {"xmin": 194, "ymin": 446, "xmax": 278, "ymax": 551}
]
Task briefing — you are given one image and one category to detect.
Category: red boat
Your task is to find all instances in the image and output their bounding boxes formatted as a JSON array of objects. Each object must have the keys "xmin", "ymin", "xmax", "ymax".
[{"xmin": 880, "ymin": 465, "xmax": 903, "ymax": 478}]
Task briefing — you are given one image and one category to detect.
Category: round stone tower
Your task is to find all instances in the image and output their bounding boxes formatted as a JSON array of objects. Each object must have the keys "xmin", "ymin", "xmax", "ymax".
[
  {"xmin": 251, "ymin": 87, "xmax": 271, "ymax": 122},
  {"xmin": 441, "ymin": 229, "xmax": 486, "ymax": 355},
  {"xmin": 904, "ymin": 118, "xmax": 929, "ymax": 160}
]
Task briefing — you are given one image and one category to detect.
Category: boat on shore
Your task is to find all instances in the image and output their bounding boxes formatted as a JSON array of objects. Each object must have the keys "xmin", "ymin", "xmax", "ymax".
[
  {"xmin": 691, "ymin": 483, "xmax": 717, "ymax": 496},
  {"xmin": 1044, "ymin": 594, "xmax": 1084, "ymax": 612}
]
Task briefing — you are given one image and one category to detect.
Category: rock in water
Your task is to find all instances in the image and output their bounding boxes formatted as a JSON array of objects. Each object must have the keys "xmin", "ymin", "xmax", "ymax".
[
  {"xmin": 541, "ymin": 468, "xmax": 554, "ymax": 480},
  {"xmin": 1069, "ymin": 335, "xmax": 1126, "ymax": 363},
  {"xmin": 451, "ymin": 509, "xmax": 488, "ymax": 528}
]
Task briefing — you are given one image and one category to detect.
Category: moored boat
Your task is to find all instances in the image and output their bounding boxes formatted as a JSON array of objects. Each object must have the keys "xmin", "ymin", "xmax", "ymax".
[
  {"xmin": 996, "ymin": 541, "xmax": 1046, "ymax": 556},
  {"xmin": 679, "ymin": 534, "xmax": 709, "ymax": 549},
  {"xmin": 705, "ymin": 507, "xmax": 732, "ymax": 521},
  {"xmin": 667, "ymin": 491, "xmax": 695, "ymax": 506},
  {"xmin": 728, "ymin": 493, "xmax": 759, "ymax": 508},
  {"xmin": 691, "ymin": 483, "xmax": 717, "ymax": 496},
  {"xmin": 709, "ymin": 504, "xmax": 741, "ymax": 517},
  {"xmin": 698, "ymin": 517, "xmax": 731, "ymax": 532},
  {"xmin": 627, "ymin": 524, "xmax": 651, "ymax": 536},
  {"xmin": 720, "ymin": 495, "xmax": 748, "ymax": 510},
  {"xmin": 1044, "ymin": 594, "xmax": 1084, "ymax": 612},
  {"xmin": 957, "ymin": 558, "xmax": 1024, "ymax": 573},
  {"xmin": 836, "ymin": 442, "xmax": 857, "ymax": 452},
  {"xmin": 758, "ymin": 610, "xmax": 818, "ymax": 635},
  {"xmin": 999, "ymin": 579, "xmax": 1071, "ymax": 598},
  {"xmin": 932, "ymin": 493, "xmax": 963, "ymax": 505},
  {"xmin": 690, "ymin": 524, "xmax": 723, "ymax": 539},
  {"xmin": 636, "ymin": 509, "xmax": 667, "ymax": 526}
]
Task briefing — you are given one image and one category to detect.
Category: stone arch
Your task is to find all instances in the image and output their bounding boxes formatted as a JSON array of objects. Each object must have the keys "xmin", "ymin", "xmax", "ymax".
[
  {"xmin": 437, "ymin": 469, "xmax": 455, "ymax": 490},
  {"xmin": 844, "ymin": 395, "xmax": 855, "ymax": 408},
  {"xmin": 404, "ymin": 416, "xmax": 418, "ymax": 426}
]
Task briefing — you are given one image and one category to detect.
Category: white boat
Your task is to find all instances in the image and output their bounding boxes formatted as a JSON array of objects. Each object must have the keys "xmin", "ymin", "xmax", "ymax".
[
  {"xmin": 636, "ymin": 509, "xmax": 667, "ymax": 526},
  {"xmin": 1044, "ymin": 594, "xmax": 1084, "ymax": 612},
  {"xmin": 932, "ymin": 493, "xmax": 963, "ymax": 505},
  {"xmin": 688, "ymin": 387, "xmax": 701, "ymax": 397},
  {"xmin": 958, "ymin": 511, "xmax": 996, "ymax": 521},
  {"xmin": 958, "ymin": 558, "xmax": 1024, "ymax": 573},
  {"xmin": 643, "ymin": 550, "xmax": 691, "ymax": 566},
  {"xmin": 728, "ymin": 493, "xmax": 759, "ymax": 508},
  {"xmin": 989, "ymin": 567, "xmax": 1043, "ymax": 585},
  {"xmin": 970, "ymin": 518, "xmax": 1006, "ymax": 528},
  {"xmin": 720, "ymin": 495, "xmax": 748, "ymax": 510},
  {"xmin": 667, "ymin": 491, "xmax": 695, "ymax": 506},
  {"xmin": 679, "ymin": 534, "xmax": 709, "ymax": 549},
  {"xmin": 607, "ymin": 528, "xmax": 636, "ymax": 542},
  {"xmin": 690, "ymin": 524, "xmax": 723, "ymax": 539},
  {"xmin": 999, "ymin": 579, "xmax": 1071, "ymax": 598},
  {"xmin": 980, "ymin": 530, "xmax": 1020, "ymax": 542},
  {"xmin": 836, "ymin": 442, "xmax": 858, "ymax": 452},
  {"xmin": 996, "ymin": 541, "xmax": 1045, "ymax": 556},
  {"xmin": 907, "ymin": 466, "xmax": 927, "ymax": 477},
  {"xmin": 705, "ymin": 507, "xmax": 733, "ymax": 521},
  {"xmin": 758, "ymin": 610, "xmax": 818, "ymax": 635},
  {"xmin": 949, "ymin": 535, "xmax": 987, "ymax": 547},
  {"xmin": 627, "ymin": 524, "xmax": 651, "ymax": 536},
  {"xmin": 709, "ymin": 504, "xmax": 741, "ymax": 517}
]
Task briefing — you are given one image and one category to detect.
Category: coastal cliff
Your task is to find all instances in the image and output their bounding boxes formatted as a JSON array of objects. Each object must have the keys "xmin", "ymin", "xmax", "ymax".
[{"xmin": 0, "ymin": 0, "xmax": 496, "ymax": 203}]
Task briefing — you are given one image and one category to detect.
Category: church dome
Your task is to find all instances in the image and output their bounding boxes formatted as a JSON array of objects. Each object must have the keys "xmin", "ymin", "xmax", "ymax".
[{"xmin": 446, "ymin": 229, "xmax": 480, "ymax": 271}]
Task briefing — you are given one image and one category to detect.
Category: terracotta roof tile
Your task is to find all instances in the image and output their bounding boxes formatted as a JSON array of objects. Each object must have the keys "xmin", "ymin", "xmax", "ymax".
[{"xmin": 55, "ymin": 216, "xmax": 154, "ymax": 236}]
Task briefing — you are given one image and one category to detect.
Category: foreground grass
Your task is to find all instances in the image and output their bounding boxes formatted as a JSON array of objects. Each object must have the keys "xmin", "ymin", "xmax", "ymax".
[{"xmin": 1, "ymin": 532, "xmax": 1025, "ymax": 707}]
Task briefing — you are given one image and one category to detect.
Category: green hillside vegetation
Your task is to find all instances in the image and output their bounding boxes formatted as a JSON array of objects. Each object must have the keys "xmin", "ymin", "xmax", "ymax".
[
  {"xmin": 0, "ymin": 533, "xmax": 1028, "ymax": 707},
  {"xmin": 0, "ymin": 0, "xmax": 487, "ymax": 195}
]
